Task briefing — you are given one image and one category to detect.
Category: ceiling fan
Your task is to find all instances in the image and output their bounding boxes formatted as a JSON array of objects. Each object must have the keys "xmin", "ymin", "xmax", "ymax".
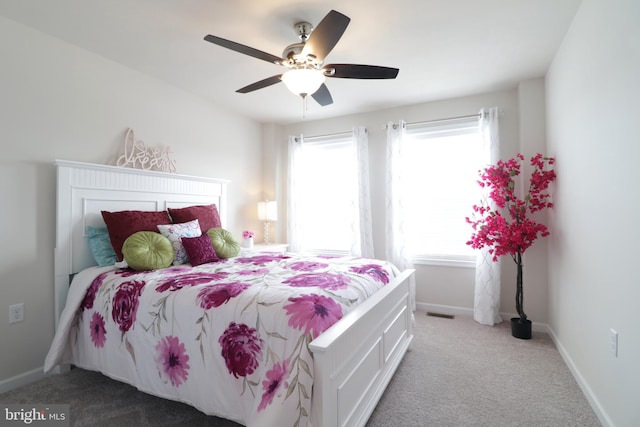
[{"xmin": 203, "ymin": 9, "xmax": 399, "ymax": 106}]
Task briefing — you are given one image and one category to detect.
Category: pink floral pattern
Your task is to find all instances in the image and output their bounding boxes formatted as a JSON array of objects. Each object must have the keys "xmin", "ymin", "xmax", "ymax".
[
  {"xmin": 67, "ymin": 251, "xmax": 396, "ymax": 427},
  {"xmin": 258, "ymin": 360, "xmax": 289, "ymax": 411},
  {"xmin": 288, "ymin": 261, "xmax": 329, "ymax": 271},
  {"xmin": 237, "ymin": 267, "xmax": 269, "ymax": 276},
  {"xmin": 156, "ymin": 335, "xmax": 190, "ymax": 387},
  {"xmin": 197, "ymin": 282, "xmax": 250, "ymax": 309},
  {"xmin": 350, "ymin": 264, "xmax": 390, "ymax": 284},
  {"xmin": 81, "ymin": 273, "xmax": 107, "ymax": 310},
  {"xmin": 155, "ymin": 272, "xmax": 229, "ymax": 292},
  {"xmin": 218, "ymin": 322, "xmax": 263, "ymax": 378},
  {"xmin": 89, "ymin": 312, "xmax": 106, "ymax": 347},
  {"xmin": 111, "ymin": 280, "xmax": 145, "ymax": 332},
  {"xmin": 284, "ymin": 294, "xmax": 343, "ymax": 338},
  {"xmin": 283, "ymin": 272, "xmax": 350, "ymax": 290}
]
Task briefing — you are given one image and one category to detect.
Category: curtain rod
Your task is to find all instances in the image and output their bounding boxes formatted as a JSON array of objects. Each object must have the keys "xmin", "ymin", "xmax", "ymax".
[
  {"xmin": 302, "ymin": 129, "xmax": 358, "ymax": 141},
  {"xmin": 405, "ymin": 113, "xmax": 482, "ymax": 128},
  {"xmin": 384, "ymin": 113, "xmax": 483, "ymax": 130}
]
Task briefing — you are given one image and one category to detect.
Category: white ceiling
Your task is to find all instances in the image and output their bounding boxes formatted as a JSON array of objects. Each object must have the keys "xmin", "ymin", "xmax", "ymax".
[{"xmin": 0, "ymin": 0, "xmax": 582, "ymax": 124}]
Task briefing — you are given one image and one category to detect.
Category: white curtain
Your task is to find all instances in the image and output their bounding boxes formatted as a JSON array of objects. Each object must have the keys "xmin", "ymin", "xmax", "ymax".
[
  {"xmin": 473, "ymin": 107, "xmax": 502, "ymax": 325},
  {"xmin": 287, "ymin": 135, "xmax": 303, "ymax": 253},
  {"xmin": 353, "ymin": 126, "xmax": 375, "ymax": 258},
  {"xmin": 287, "ymin": 129, "xmax": 374, "ymax": 257},
  {"xmin": 385, "ymin": 121, "xmax": 416, "ymax": 310}
]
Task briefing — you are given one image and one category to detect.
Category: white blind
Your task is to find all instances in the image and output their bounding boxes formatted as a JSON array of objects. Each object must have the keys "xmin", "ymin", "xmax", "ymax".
[
  {"xmin": 401, "ymin": 117, "xmax": 487, "ymax": 260},
  {"xmin": 296, "ymin": 134, "xmax": 356, "ymax": 253}
]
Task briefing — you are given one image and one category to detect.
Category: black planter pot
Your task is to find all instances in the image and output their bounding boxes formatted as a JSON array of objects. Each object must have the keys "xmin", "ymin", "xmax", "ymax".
[{"xmin": 511, "ymin": 317, "xmax": 532, "ymax": 339}]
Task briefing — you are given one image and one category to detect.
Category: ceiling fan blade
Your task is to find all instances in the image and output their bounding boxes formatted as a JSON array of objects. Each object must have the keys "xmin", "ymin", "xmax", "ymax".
[
  {"xmin": 236, "ymin": 75, "xmax": 283, "ymax": 93},
  {"xmin": 324, "ymin": 64, "xmax": 399, "ymax": 79},
  {"xmin": 311, "ymin": 83, "xmax": 333, "ymax": 106},
  {"xmin": 301, "ymin": 10, "xmax": 350, "ymax": 62},
  {"xmin": 204, "ymin": 35, "xmax": 284, "ymax": 65}
]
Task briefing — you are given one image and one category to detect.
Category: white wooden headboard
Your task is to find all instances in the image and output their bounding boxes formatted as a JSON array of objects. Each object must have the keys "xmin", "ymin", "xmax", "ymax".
[{"xmin": 53, "ymin": 159, "xmax": 229, "ymax": 328}]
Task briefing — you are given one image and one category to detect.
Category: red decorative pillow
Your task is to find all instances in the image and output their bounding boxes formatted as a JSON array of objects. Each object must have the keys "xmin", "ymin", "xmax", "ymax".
[
  {"xmin": 168, "ymin": 204, "xmax": 221, "ymax": 231},
  {"xmin": 181, "ymin": 234, "xmax": 219, "ymax": 266},
  {"xmin": 101, "ymin": 210, "xmax": 171, "ymax": 262}
]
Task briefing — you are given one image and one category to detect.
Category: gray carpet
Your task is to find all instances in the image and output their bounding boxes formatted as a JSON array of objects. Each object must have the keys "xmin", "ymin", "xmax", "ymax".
[
  {"xmin": 367, "ymin": 314, "xmax": 600, "ymax": 427},
  {"xmin": 1, "ymin": 313, "xmax": 600, "ymax": 427}
]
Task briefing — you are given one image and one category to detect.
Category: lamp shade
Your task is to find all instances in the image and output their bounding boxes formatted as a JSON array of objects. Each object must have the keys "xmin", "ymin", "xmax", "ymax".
[
  {"xmin": 281, "ymin": 69, "xmax": 325, "ymax": 97},
  {"xmin": 257, "ymin": 200, "xmax": 278, "ymax": 221}
]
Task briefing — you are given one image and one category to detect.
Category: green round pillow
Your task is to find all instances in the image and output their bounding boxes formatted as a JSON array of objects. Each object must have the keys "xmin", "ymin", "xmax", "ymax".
[
  {"xmin": 122, "ymin": 231, "xmax": 174, "ymax": 271},
  {"xmin": 206, "ymin": 228, "xmax": 240, "ymax": 259}
]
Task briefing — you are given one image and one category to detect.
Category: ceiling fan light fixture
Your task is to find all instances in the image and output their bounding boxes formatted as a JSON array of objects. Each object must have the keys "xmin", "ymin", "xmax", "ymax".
[{"xmin": 281, "ymin": 68, "xmax": 325, "ymax": 97}]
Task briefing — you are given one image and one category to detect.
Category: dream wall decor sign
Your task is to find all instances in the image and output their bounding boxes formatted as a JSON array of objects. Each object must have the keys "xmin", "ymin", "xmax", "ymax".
[{"xmin": 116, "ymin": 128, "xmax": 177, "ymax": 173}]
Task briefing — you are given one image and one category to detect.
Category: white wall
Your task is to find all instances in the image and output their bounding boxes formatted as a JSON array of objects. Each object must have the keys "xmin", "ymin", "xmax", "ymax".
[
  {"xmin": 265, "ymin": 83, "xmax": 552, "ymax": 324},
  {"xmin": 0, "ymin": 17, "xmax": 262, "ymax": 388},
  {"xmin": 546, "ymin": 1, "xmax": 640, "ymax": 425}
]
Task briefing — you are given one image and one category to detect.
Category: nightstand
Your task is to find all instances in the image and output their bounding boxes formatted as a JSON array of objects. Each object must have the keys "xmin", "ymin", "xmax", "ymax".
[{"xmin": 242, "ymin": 243, "xmax": 289, "ymax": 253}]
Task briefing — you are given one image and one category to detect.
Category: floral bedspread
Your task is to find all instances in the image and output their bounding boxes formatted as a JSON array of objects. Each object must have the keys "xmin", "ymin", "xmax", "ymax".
[{"xmin": 44, "ymin": 252, "xmax": 397, "ymax": 427}]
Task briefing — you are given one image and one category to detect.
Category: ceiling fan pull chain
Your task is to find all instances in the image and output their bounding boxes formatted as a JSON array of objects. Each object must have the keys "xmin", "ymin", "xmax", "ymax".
[{"xmin": 302, "ymin": 95, "xmax": 307, "ymax": 119}]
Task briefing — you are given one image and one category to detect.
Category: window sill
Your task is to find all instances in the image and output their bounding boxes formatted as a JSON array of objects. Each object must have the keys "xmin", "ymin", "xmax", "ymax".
[{"xmin": 412, "ymin": 255, "xmax": 476, "ymax": 268}]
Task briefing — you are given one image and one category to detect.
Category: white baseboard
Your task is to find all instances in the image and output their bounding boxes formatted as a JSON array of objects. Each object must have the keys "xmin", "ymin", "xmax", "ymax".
[
  {"xmin": 547, "ymin": 327, "xmax": 613, "ymax": 427},
  {"xmin": 0, "ymin": 366, "xmax": 46, "ymax": 394}
]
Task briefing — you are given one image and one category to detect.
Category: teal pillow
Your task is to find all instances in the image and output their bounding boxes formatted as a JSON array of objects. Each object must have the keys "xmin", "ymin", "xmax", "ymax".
[
  {"xmin": 122, "ymin": 231, "xmax": 174, "ymax": 271},
  {"xmin": 206, "ymin": 228, "xmax": 240, "ymax": 259},
  {"xmin": 87, "ymin": 226, "xmax": 117, "ymax": 266}
]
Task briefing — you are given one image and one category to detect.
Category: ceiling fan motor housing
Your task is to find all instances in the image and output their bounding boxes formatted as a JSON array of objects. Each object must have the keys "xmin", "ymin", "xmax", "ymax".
[
  {"xmin": 282, "ymin": 43, "xmax": 305, "ymax": 61},
  {"xmin": 283, "ymin": 22, "xmax": 319, "ymax": 67}
]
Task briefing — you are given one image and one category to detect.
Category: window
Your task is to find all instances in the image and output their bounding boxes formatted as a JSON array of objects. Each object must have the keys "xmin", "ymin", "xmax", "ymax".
[
  {"xmin": 293, "ymin": 133, "xmax": 358, "ymax": 254},
  {"xmin": 401, "ymin": 117, "xmax": 487, "ymax": 265}
]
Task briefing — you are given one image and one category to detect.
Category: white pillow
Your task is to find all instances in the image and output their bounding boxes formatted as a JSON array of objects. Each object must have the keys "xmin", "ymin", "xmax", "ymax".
[{"xmin": 157, "ymin": 219, "xmax": 202, "ymax": 265}]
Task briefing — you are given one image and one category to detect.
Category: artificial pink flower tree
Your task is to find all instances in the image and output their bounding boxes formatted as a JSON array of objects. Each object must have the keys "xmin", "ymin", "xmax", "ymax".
[{"xmin": 466, "ymin": 153, "xmax": 556, "ymax": 324}]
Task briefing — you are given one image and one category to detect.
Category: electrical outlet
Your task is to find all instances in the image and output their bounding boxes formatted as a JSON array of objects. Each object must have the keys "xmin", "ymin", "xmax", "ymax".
[
  {"xmin": 9, "ymin": 303, "xmax": 24, "ymax": 324},
  {"xmin": 609, "ymin": 328, "xmax": 618, "ymax": 357}
]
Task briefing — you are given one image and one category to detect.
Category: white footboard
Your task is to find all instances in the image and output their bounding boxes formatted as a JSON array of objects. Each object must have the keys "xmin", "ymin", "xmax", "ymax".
[{"xmin": 309, "ymin": 269, "xmax": 415, "ymax": 427}]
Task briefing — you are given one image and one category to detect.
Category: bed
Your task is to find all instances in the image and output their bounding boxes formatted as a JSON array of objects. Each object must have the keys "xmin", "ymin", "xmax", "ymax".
[{"xmin": 44, "ymin": 159, "xmax": 414, "ymax": 427}]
